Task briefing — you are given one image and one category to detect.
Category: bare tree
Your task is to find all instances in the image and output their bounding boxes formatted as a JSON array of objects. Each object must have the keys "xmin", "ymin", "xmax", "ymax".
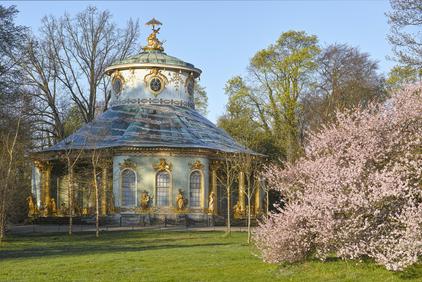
[
  {"xmin": 235, "ymin": 153, "xmax": 262, "ymax": 244},
  {"xmin": 302, "ymin": 43, "xmax": 385, "ymax": 132},
  {"xmin": 216, "ymin": 152, "xmax": 238, "ymax": 236},
  {"xmin": 387, "ymin": 0, "xmax": 422, "ymax": 68},
  {"xmin": 18, "ymin": 6, "xmax": 140, "ymax": 147},
  {"xmin": 18, "ymin": 39, "xmax": 66, "ymax": 144},
  {"xmin": 41, "ymin": 6, "xmax": 140, "ymax": 122},
  {"xmin": 60, "ymin": 137, "xmax": 83, "ymax": 236},
  {"xmin": 86, "ymin": 127, "xmax": 108, "ymax": 238}
]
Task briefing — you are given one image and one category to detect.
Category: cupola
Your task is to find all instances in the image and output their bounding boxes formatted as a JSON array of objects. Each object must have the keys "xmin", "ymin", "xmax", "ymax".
[{"xmin": 105, "ymin": 19, "xmax": 202, "ymax": 109}]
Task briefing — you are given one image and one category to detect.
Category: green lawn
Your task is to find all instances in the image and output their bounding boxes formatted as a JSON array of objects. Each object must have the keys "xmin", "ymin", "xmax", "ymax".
[{"xmin": 0, "ymin": 230, "xmax": 421, "ymax": 281}]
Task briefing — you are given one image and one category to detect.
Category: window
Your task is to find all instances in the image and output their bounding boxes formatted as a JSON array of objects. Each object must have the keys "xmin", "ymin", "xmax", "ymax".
[
  {"xmin": 121, "ymin": 169, "xmax": 136, "ymax": 207},
  {"xmin": 190, "ymin": 171, "xmax": 201, "ymax": 208},
  {"xmin": 156, "ymin": 171, "xmax": 170, "ymax": 207}
]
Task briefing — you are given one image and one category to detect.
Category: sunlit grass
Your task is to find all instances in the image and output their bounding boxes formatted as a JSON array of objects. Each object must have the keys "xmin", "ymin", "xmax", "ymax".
[{"xmin": 0, "ymin": 231, "xmax": 420, "ymax": 281}]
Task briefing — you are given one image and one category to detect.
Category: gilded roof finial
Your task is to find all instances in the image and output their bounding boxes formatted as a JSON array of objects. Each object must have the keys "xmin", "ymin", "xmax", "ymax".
[{"xmin": 143, "ymin": 18, "xmax": 164, "ymax": 52}]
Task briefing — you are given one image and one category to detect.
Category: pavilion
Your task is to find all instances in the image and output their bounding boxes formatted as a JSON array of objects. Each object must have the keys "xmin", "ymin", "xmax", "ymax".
[{"xmin": 30, "ymin": 19, "xmax": 263, "ymax": 224}]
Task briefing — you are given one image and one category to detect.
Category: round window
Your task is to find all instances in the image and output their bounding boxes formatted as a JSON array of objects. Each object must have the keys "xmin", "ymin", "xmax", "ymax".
[
  {"xmin": 150, "ymin": 77, "xmax": 162, "ymax": 93},
  {"xmin": 112, "ymin": 77, "xmax": 123, "ymax": 95},
  {"xmin": 186, "ymin": 78, "xmax": 194, "ymax": 96}
]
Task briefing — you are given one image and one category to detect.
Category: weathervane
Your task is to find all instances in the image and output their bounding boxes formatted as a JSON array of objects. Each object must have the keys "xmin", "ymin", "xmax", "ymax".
[{"xmin": 143, "ymin": 18, "xmax": 164, "ymax": 52}]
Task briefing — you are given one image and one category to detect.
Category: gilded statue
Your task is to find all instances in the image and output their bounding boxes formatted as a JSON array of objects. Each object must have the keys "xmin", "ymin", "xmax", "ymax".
[
  {"xmin": 108, "ymin": 193, "xmax": 115, "ymax": 213},
  {"xmin": 233, "ymin": 200, "xmax": 243, "ymax": 219},
  {"xmin": 50, "ymin": 198, "xmax": 57, "ymax": 216},
  {"xmin": 176, "ymin": 189, "xmax": 187, "ymax": 211},
  {"xmin": 143, "ymin": 28, "xmax": 164, "ymax": 51},
  {"xmin": 60, "ymin": 203, "xmax": 67, "ymax": 216},
  {"xmin": 27, "ymin": 194, "xmax": 37, "ymax": 217},
  {"xmin": 208, "ymin": 192, "xmax": 216, "ymax": 215},
  {"xmin": 140, "ymin": 191, "xmax": 152, "ymax": 210}
]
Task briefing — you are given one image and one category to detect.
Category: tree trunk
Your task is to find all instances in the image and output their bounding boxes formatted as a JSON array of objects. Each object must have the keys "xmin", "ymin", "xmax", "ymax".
[
  {"xmin": 68, "ymin": 165, "xmax": 74, "ymax": 236},
  {"xmin": 247, "ymin": 197, "xmax": 251, "ymax": 244},
  {"xmin": 0, "ymin": 120, "xmax": 20, "ymax": 242},
  {"xmin": 93, "ymin": 165, "xmax": 99, "ymax": 238},
  {"xmin": 226, "ymin": 180, "xmax": 231, "ymax": 235}
]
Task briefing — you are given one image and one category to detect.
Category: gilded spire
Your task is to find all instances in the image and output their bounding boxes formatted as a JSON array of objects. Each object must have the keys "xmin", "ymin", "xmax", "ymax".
[{"xmin": 143, "ymin": 18, "xmax": 164, "ymax": 52}]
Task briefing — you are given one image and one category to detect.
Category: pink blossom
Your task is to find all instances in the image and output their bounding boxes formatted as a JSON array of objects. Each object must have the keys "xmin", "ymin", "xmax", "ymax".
[{"xmin": 254, "ymin": 83, "xmax": 422, "ymax": 271}]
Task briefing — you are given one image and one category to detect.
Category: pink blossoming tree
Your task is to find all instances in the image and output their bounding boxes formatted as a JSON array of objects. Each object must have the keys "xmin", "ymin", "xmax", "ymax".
[{"xmin": 254, "ymin": 83, "xmax": 422, "ymax": 271}]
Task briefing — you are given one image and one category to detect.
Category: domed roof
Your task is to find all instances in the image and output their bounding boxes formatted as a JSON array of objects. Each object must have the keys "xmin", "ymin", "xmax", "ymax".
[
  {"xmin": 105, "ymin": 20, "xmax": 201, "ymax": 77},
  {"xmin": 105, "ymin": 50, "xmax": 201, "ymax": 77},
  {"xmin": 41, "ymin": 104, "xmax": 253, "ymax": 154},
  {"xmin": 108, "ymin": 49, "xmax": 199, "ymax": 71}
]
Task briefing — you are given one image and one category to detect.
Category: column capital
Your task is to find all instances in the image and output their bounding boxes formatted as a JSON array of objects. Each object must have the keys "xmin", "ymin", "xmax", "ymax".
[
  {"xmin": 210, "ymin": 160, "xmax": 221, "ymax": 171},
  {"xmin": 34, "ymin": 160, "xmax": 52, "ymax": 172},
  {"xmin": 100, "ymin": 159, "xmax": 113, "ymax": 169}
]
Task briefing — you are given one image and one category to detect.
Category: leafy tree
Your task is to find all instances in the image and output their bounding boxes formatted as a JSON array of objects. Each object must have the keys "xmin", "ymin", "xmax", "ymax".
[
  {"xmin": 386, "ymin": 65, "xmax": 421, "ymax": 90},
  {"xmin": 0, "ymin": 5, "xmax": 27, "ymax": 98},
  {"xmin": 219, "ymin": 31, "xmax": 320, "ymax": 161},
  {"xmin": 0, "ymin": 6, "xmax": 32, "ymax": 242},
  {"xmin": 387, "ymin": 0, "xmax": 422, "ymax": 68},
  {"xmin": 194, "ymin": 83, "xmax": 208, "ymax": 116},
  {"xmin": 254, "ymin": 83, "xmax": 422, "ymax": 271},
  {"xmin": 218, "ymin": 77, "xmax": 282, "ymax": 160}
]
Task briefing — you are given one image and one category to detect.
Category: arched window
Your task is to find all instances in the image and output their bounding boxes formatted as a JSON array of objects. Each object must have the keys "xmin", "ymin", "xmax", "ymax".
[
  {"xmin": 156, "ymin": 171, "xmax": 170, "ymax": 207},
  {"xmin": 190, "ymin": 171, "xmax": 201, "ymax": 208},
  {"xmin": 121, "ymin": 169, "xmax": 136, "ymax": 207}
]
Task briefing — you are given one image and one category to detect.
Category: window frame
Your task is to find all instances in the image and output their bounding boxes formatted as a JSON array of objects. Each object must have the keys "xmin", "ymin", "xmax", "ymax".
[
  {"xmin": 188, "ymin": 169, "xmax": 204, "ymax": 209},
  {"xmin": 120, "ymin": 168, "xmax": 137, "ymax": 208},
  {"xmin": 155, "ymin": 170, "xmax": 172, "ymax": 208}
]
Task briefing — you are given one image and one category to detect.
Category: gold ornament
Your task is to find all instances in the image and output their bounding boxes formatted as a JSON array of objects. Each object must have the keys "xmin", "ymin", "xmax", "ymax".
[
  {"xmin": 191, "ymin": 160, "xmax": 204, "ymax": 170},
  {"xmin": 153, "ymin": 158, "xmax": 172, "ymax": 171}
]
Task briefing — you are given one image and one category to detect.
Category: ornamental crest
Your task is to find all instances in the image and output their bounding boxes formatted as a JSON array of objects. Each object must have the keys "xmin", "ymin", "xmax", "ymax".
[
  {"xmin": 191, "ymin": 160, "xmax": 204, "ymax": 170},
  {"xmin": 153, "ymin": 158, "xmax": 172, "ymax": 171},
  {"xmin": 119, "ymin": 159, "xmax": 137, "ymax": 170},
  {"xmin": 144, "ymin": 68, "xmax": 168, "ymax": 96}
]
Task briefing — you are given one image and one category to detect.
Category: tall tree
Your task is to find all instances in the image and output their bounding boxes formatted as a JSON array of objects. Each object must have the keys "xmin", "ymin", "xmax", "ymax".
[
  {"xmin": 387, "ymin": 0, "xmax": 422, "ymax": 68},
  {"xmin": 0, "ymin": 6, "xmax": 32, "ymax": 241},
  {"xmin": 0, "ymin": 5, "xmax": 27, "ymax": 99},
  {"xmin": 219, "ymin": 31, "xmax": 320, "ymax": 162},
  {"xmin": 20, "ymin": 6, "xmax": 140, "ymax": 145},
  {"xmin": 302, "ymin": 43, "xmax": 386, "ymax": 131}
]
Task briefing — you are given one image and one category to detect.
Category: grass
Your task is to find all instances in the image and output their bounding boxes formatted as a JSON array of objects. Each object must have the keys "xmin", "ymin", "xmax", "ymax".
[{"xmin": 0, "ymin": 230, "xmax": 421, "ymax": 281}]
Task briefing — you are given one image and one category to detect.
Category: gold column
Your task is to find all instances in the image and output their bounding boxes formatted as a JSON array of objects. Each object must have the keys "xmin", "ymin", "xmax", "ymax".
[
  {"xmin": 254, "ymin": 177, "xmax": 261, "ymax": 215},
  {"xmin": 43, "ymin": 162, "xmax": 52, "ymax": 215},
  {"xmin": 238, "ymin": 171, "xmax": 245, "ymax": 212},
  {"xmin": 210, "ymin": 162, "xmax": 218, "ymax": 215},
  {"xmin": 101, "ymin": 162, "xmax": 109, "ymax": 216}
]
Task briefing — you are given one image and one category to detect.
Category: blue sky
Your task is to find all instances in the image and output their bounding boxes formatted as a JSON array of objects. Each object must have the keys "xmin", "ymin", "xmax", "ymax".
[{"xmin": 5, "ymin": 1, "xmax": 394, "ymax": 122}]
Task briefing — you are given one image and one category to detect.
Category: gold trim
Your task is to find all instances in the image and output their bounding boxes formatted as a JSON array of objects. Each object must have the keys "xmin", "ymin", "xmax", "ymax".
[{"xmin": 105, "ymin": 63, "xmax": 201, "ymax": 78}]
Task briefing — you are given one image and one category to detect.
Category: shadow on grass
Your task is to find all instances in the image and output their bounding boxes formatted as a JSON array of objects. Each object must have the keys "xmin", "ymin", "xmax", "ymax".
[
  {"xmin": 0, "ymin": 231, "xmax": 233, "ymax": 261},
  {"xmin": 396, "ymin": 264, "xmax": 422, "ymax": 280},
  {"xmin": 0, "ymin": 242, "xmax": 231, "ymax": 260}
]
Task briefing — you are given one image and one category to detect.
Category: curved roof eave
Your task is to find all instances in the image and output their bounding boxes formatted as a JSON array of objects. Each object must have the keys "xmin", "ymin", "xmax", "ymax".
[{"xmin": 105, "ymin": 63, "xmax": 202, "ymax": 78}]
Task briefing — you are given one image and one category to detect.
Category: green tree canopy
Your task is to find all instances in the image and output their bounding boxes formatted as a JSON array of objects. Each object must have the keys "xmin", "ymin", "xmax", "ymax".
[{"xmin": 219, "ymin": 31, "xmax": 320, "ymax": 161}]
